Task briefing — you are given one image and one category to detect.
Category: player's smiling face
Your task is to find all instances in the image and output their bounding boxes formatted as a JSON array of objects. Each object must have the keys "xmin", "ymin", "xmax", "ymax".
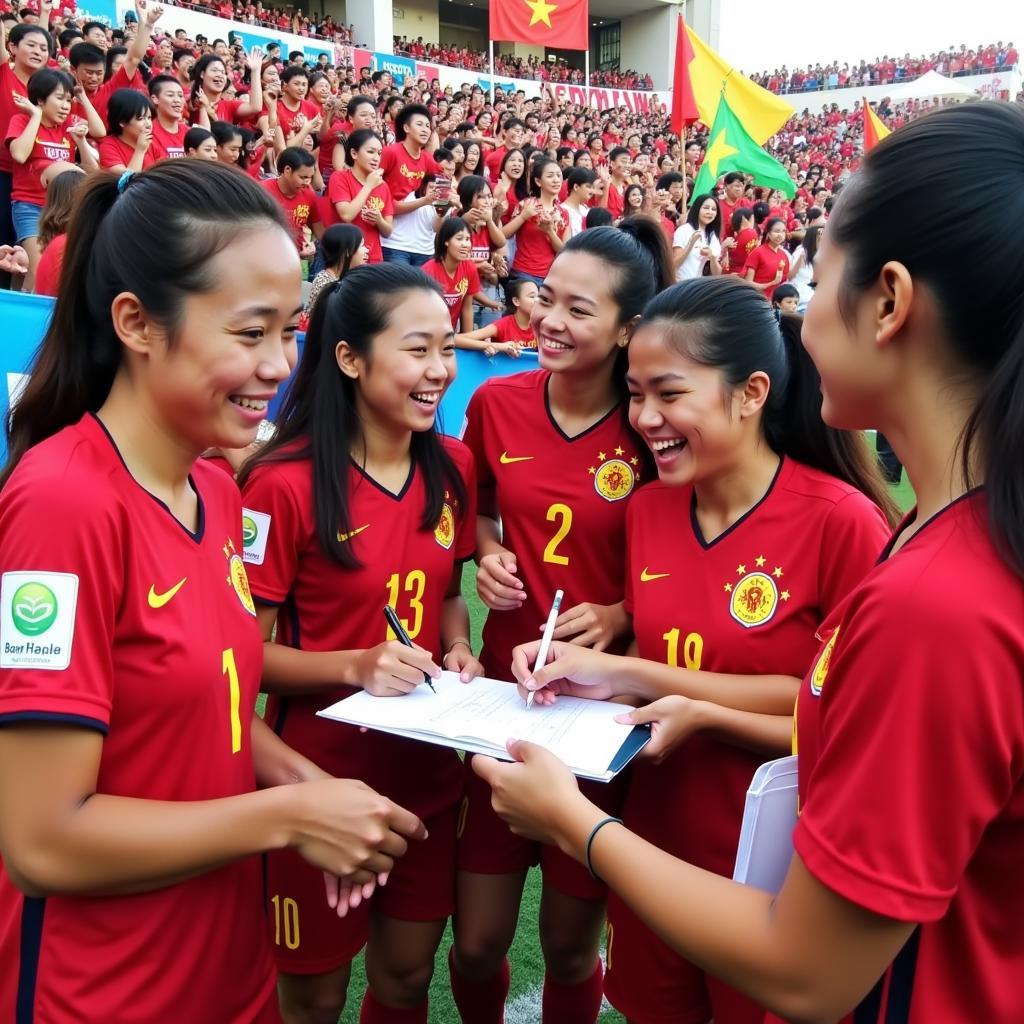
[
  {"xmin": 532, "ymin": 252, "xmax": 629, "ymax": 374},
  {"xmin": 340, "ymin": 289, "xmax": 455, "ymax": 435},
  {"xmin": 626, "ymin": 324, "xmax": 768, "ymax": 486},
  {"xmin": 125, "ymin": 226, "xmax": 301, "ymax": 455}
]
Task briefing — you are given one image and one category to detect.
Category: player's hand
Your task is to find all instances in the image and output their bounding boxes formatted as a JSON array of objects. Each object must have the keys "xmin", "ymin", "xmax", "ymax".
[
  {"xmin": 510, "ymin": 641, "xmax": 619, "ymax": 704},
  {"xmin": 323, "ymin": 869, "xmax": 384, "ymax": 918},
  {"xmin": 476, "ymin": 550, "xmax": 527, "ymax": 610},
  {"xmin": 0, "ymin": 245, "xmax": 29, "ymax": 275},
  {"xmin": 443, "ymin": 641, "xmax": 483, "ymax": 683},
  {"xmin": 548, "ymin": 600, "xmax": 626, "ymax": 651},
  {"xmin": 356, "ymin": 640, "xmax": 441, "ymax": 696},
  {"xmin": 613, "ymin": 696, "xmax": 705, "ymax": 763},
  {"xmin": 288, "ymin": 777, "xmax": 426, "ymax": 882},
  {"xmin": 471, "ymin": 740, "xmax": 592, "ymax": 846}
]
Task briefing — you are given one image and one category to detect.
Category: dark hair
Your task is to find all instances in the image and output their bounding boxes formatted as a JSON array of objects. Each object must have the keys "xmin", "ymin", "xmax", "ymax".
[
  {"xmin": 184, "ymin": 126, "xmax": 214, "ymax": 152},
  {"xmin": 527, "ymin": 156, "xmax": 560, "ymax": 198},
  {"xmin": 761, "ymin": 216, "xmax": 786, "ymax": 242},
  {"xmin": 27, "ymin": 68, "xmax": 74, "ymax": 105},
  {"xmin": 2, "ymin": 162, "xmax": 290, "ymax": 486},
  {"xmin": 771, "ymin": 283, "xmax": 799, "ymax": 306},
  {"xmin": 752, "ymin": 200, "xmax": 771, "ymax": 225},
  {"xmin": 566, "ymin": 166, "xmax": 596, "ymax": 192},
  {"xmin": 394, "ymin": 102, "xmax": 431, "ymax": 142},
  {"xmin": 277, "ymin": 146, "xmax": 316, "ymax": 173},
  {"xmin": 723, "ymin": 171, "xmax": 745, "ymax": 187},
  {"xmin": 433, "ymin": 146, "xmax": 455, "ymax": 165},
  {"xmin": 106, "ymin": 88, "xmax": 154, "ymax": 136},
  {"xmin": 190, "ymin": 53, "xmax": 226, "ymax": 105},
  {"xmin": 639, "ymin": 278, "xmax": 897, "ymax": 523},
  {"xmin": 211, "ymin": 120, "xmax": 245, "ymax": 166},
  {"xmin": 829, "ymin": 102, "xmax": 1024, "ymax": 573},
  {"xmin": 38, "ymin": 168, "xmax": 85, "ymax": 250},
  {"xmin": 318, "ymin": 223, "xmax": 364, "ymax": 274},
  {"xmin": 608, "ymin": 145, "xmax": 630, "ymax": 164},
  {"xmin": 502, "ymin": 116, "xmax": 525, "ymax": 134},
  {"xmin": 239, "ymin": 264, "xmax": 465, "ymax": 568},
  {"xmin": 346, "ymin": 93, "xmax": 375, "ymax": 118},
  {"xmin": 345, "ymin": 127, "xmax": 383, "ymax": 165},
  {"xmin": 58, "ymin": 28, "xmax": 81, "ymax": 48},
  {"xmin": 435, "ymin": 215, "xmax": 470, "ymax": 262},
  {"xmin": 731, "ymin": 206, "xmax": 755, "ymax": 232},
  {"xmin": 585, "ymin": 206, "xmax": 613, "ymax": 229},
  {"xmin": 499, "ymin": 148, "xmax": 528, "ymax": 202},
  {"xmin": 456, "ymin": 173, "xmax": 489, "ymax": 212},
  {"xmin": 148, "ymin": 73, "xmax": 181, "ymax": 98},
  {"xmin": 685, "ymin": 192, "xmax": 722, "ymax": 240},
  {"xmin": 503, "ymin": 275, "xmax": 536, "ymax": 314},
  {"xmin": 802, "ymin": 223, "xmax": 823, "ymax": 266},
  {"xmin": 624, "ymin": 184, "xmax": 645, "ymax": 210},
  {"xmin": 171, "ymin": 47, "xmax": 193, "ymax": 67},
  {"xmin": 80, "ymin": 20, "xmax": 106, "ymax": 38},
  {"xmin": 104, "ymin": 45, "xmax": 126, "ymax": 81},
  {"xmin": 281, "ymin": 65, "xmax": 308, "ymax": 86}
]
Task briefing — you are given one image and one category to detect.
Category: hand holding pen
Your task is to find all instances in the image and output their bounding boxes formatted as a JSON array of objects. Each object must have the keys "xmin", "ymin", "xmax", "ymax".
[
  {"xmin": 527, "ymin": 590, "xmax": 563, "ymax": 709},
  {"xmin": 350, "ymin": 609, "xmax": 440, "ymax": 697}
]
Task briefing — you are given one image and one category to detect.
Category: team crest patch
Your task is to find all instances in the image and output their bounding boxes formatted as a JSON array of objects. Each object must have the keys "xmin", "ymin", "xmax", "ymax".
[
  {"xmin": 435, "ymin": 502, "xmax": 455, "ymax": 550},
  {"xmin": 223, "ymin": 538, "xmax": 256, "ymax": 615},
  {"xmin": 588, "ymin": 448, "xmax": 638, "ymax": 502},
  {"xmin": 725, "ymin": 556, "xmax": 790, "ymax": 629},
  {"xmin": 810, "ymin": 628, "xmax": 839, "ymax": 697}
]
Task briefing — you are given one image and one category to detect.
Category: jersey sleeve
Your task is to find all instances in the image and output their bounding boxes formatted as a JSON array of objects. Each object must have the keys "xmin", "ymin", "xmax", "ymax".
[
  {"xmin": 460, "ymin": 386, "xmax": 495, "ymax": 507},
  {"xmin": 5, "ymin": 112, "xmax": 29, "ymax": 146},
  {"xmin": 815, "ymin": 492, "xmax": 890, "ymax": 615},
  {"xmin": 794, "ymin": 581, "xmax": 1024, "ymax": 923},
  {"xmin": 239, "ymin": 464, "xmax": 308, "ymax": 605},
  {"xmin": 622, "ymin": 496, "xmax": 638, "ymax": 617},
  {"xmin": 450, "ymin": 442, "xmax": 478, "ymax": 563},
  {"xmin": 672, "ymin": 223, "xmax": 695, "ymax": 250},
  {"xmin": 0, "ymin": 468, "xmax": 124, "ymax": 730},
  {"xmin": 381, "ymin": 183, "xmax": 395, "ymax": 218}
]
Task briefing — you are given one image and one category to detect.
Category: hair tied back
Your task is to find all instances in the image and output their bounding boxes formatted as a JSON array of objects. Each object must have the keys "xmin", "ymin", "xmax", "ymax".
[{"xmin": 117, "ymin": 170, "xmax": 136, "ymax": 195}]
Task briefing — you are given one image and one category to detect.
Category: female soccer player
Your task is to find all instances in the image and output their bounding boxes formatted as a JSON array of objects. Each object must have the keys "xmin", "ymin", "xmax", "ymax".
[
  {"xmin": 451, "ymin": 221, "xmax": 674, "ymax": 1024},
  {"xmin": 0, "ymin": 161, "xmax": 426, "ymax": 1024},
  {"xmin": 422, "ymin": 216, "xmax": 501, "ymax": 332},
  {"xmin": 239, "ymin": 264, "xmax": 482, "ymax": 1024},
  {"xmin": 495, "ymin": 275, "xmax": 893, "ymax": 1024},
  {"xmin": 97, "ymin": 89, "xmax": 155, "ymax": 172},
  {"xmin": 474, "ymin": 101, "xmax": 1024, "ymax": 1024}
]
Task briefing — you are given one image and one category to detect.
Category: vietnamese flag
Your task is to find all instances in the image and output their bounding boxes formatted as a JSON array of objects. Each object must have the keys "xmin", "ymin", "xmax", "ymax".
[
  {"xmin": 490, "ymin": 0, "xmax": 589, "ymax": 52},
  {"xmin": 863, "ymin": 97, "xmax": 892, "ymax": 151},
  {"xmin": 671, "ymin": 13, "xmax": 699, "ymax": 136}
]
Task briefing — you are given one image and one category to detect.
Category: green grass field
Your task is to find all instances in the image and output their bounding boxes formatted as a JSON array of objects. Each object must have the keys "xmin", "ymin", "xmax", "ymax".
[{"xmin": 320, "ymin": 474, "xmax": 916, "ymax": 1023}]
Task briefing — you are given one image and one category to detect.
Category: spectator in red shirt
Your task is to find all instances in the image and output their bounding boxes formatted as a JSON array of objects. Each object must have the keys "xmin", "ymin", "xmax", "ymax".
[
  {"xmin": 718, "ymin": 171, "xmax": 748, "ymax": 239},
  {"xmin": 328, "ymin": 128, "xmax": 394, "ymax": 263},
  {"xmin": 32, "ymin": 164, "xmax": 83, "ymax": 296},
  {"xmin": 262, "ymin": 146, "xmax": 323, "ymax": 259},
  {"xmin": 148, "ymin": 74, "xmax": 188, "ymax": 161},
  {"xmin": 421, "ymin": 216, "xmax": 499, "ymax": 330},
  {"xmin": 745, "ymin": 217, "xmax": 791, "ymax": 299},
  {"xmin": 97, "ymin": 89, "xmax": 155, "ymax": 172}
]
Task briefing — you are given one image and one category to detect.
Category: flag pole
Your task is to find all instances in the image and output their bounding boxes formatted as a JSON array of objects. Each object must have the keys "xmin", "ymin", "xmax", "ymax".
[
  {"xmin": 489, "ymin": 40, "xmax": 495, "ymax": 96},
  {"xmin": 585, "ymin": 48, "xmax": 590, "ymax": 104}
]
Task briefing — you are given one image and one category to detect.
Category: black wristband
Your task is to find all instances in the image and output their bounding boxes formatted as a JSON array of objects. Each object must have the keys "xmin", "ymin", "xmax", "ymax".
[{"xmin": 585, "ymin": 815, "xmax": 623, "ymax": 882}]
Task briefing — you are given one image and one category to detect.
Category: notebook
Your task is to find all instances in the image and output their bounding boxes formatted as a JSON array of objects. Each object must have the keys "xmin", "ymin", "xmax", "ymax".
[{"xmin": 732, "ymin": 755, "xmax": 799, "ymax": 894}]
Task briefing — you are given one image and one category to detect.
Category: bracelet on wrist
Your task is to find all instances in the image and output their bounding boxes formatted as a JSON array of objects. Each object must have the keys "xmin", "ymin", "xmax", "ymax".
[{"xmin": 585, "ymin": 815, "xmax": 623, "ymax": 881}]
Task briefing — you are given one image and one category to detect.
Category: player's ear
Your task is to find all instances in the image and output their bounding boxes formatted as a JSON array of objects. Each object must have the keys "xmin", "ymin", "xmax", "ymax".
[
  {"xmin": 335, "ymin": 340, "xmax": 361, "ymax": 380},
  {"xmin": 617, "ymin": 314, "xmax": 640, "ymax": 347},
  {"xmin": 739, "ymin": 370, "xmax": 771, "ymax": 419},
  {"xmin": 110, "ymin": 291, "xmax": 161, "ymax": 357}
]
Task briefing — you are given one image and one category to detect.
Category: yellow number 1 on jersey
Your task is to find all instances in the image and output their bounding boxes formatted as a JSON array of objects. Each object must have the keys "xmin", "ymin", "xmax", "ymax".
[{"xmin": 222, "ymin": 648, "xmax": 243, "ymax": 754}]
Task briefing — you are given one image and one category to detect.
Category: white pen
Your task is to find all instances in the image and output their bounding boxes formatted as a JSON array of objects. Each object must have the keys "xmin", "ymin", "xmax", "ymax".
[{"xmin": 527, "ymin": 589, "xmax": 563, "ymax": 710}]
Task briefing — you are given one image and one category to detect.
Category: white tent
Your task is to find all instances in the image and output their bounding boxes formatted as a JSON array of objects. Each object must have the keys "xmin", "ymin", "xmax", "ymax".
[{"xmin": 884, "ymin": 70, "xmax": 978, "ymax": 101}]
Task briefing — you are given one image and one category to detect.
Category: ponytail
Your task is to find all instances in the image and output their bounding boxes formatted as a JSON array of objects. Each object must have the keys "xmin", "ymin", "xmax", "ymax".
[
  {"xmin": 1, "ymin": 161, "xmax": 289, "ymax": 490},
  {"xmin": 639, "ymin": 278, "xmax": 899, "ymax": 525}
]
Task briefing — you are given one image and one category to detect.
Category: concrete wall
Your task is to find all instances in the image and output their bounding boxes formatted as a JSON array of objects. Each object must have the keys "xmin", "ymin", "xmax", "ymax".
[
  {"xmin": 392, "ymin": 0, "xmax": 437, "ymax": 43},
  {"xmin": 618, "ymin": 4, "xmax": 674, "ymax": 90}
]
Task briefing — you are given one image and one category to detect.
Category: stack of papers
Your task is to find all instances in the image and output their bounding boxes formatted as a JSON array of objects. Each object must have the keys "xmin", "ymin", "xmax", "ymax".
[{"xmin": 732, "ymin": 755, "xmax": 799, "ymax": 894}]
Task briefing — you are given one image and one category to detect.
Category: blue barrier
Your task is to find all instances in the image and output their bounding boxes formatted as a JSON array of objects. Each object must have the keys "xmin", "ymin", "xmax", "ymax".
[{"xmin": 1, "ymin": 291, "xmax": 535, "ymax": 462}]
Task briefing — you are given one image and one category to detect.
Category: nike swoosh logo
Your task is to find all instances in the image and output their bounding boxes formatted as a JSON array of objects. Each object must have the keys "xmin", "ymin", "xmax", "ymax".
[
  {"xmin": 640, "ymin": 568, "xmax": 670, "ymax": 583},
  {"xmin": 499, "ymin": 451, "xmax": 534, "ymax": 464},
  {"xmin": 148, "ymin": 578, "xmax": 187, "ymax": 608},
  {"xmin": 337, "ymin": 524, "xmax": 370, "ymax": 543}
]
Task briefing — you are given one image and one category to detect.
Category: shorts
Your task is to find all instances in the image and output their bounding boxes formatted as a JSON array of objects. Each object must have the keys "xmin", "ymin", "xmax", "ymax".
[
  {"xmin": 265, "ymin": 800, "xmax": 459, "ymax": 975},
  {"xmin": 456, "ymin": 755, "xmax": 628, "ymax": 903},
  {"xmin": 603, "ymin": 749, "xmax": 765, "ymax": 1024},
  {"xmin": 11, "ymin": 200, "xmax": 41, "ymax": 242},
  {"xmin": 382, "ymin": 247, "xmax": 431, "ymax": 267}
]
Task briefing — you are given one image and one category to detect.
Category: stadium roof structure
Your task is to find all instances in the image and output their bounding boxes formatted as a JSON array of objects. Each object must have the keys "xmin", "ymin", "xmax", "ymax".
[{"xmin": 447, "ymin": 0, "xmax": 673, "ymax": 23}]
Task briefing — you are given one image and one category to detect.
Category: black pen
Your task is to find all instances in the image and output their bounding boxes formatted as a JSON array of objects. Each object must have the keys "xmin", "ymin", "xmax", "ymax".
[{"xmin": 383, "ymin": 605, "xmax": 436, "ymax": 693}]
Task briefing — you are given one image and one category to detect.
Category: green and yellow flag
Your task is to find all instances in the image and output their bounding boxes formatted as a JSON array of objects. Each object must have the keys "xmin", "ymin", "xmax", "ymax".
[{"xmin": 692, "ymin": 96, "xmax": 796, "ymax": 200}]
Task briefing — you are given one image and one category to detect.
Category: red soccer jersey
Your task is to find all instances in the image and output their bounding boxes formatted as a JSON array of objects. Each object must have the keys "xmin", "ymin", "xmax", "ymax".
[
  {"xmin": 468, "ymin": 224, "xmax": 492, "ymax": 263},
  {"xmin": 149, "ymin": 119, "xmax": 188, "ymax": 161},
  {"xmin": 326, "ymin": 169, "xmax": 394, "ymax": 262},
  {"xmin": 83, "ymin": 65, "xmax": 147, "ymax": 129},
  {"xmin": 484, "ymin": 143, "xmax": 508, "ymax": 184},
  {"xmin": 33, "ymin": 232, "xmax": 66, "ymax": 297},
  {"xmin": 719, "ymin": 196, "xmax": 743, "ymax": 238},
  {"xmin": 778, "ymin": 492, "xmax": 1024, "ymax": 1024},
  {"xmin": 240, "ymin": 439, "xmax": 476, "ymax": 817},
  {"xmin": 623, "ymin": 457, "xmax": 889, "ymax": 876},
  {"xmin": 380, "ymin": 141, "xmax": 438, "ymax": 202},
  {"xmin": 492, "ymin": 314, "xmax": 536, "ymax": 348},
  {"xmin": 728, "ymin": 226, "xmax": 759, "ymax": 276},
  {"xmin": 605, "ymin": 181, "xmax": 625, "ymax": 220},
  {"xmin": 261, "ymin": 177, "xmax": 321, "ymax": 251},
  {"xmin": 422, "ymin": 258, "xmax": 481, "ymax": 327},
  {"xmin": 745, "ymin": 243, "xmax": 791, "ymax": 299},
  {"xmin": 0, "ymin": 414, "xmax": 275, "ymax": 1022},
  {"xmin": 97, "ymin": 133, "xmax": 155, "ymax": 170},
  {"xmin": 462, "ymin": 370, "xmax": 645, "ymax": 677},
  {"xmin": 0, "ymin": 63, "xmax": 29, "ymax": 175},
  {"xmin": 5, "ymin": 116, "xmax": 72, "ymax": 206},
  {"xmin": 276, "ymin": 97, "xmax": 318, "ymax": 142},
  {"xmin": 510, "ymin": 201, "xmax": 565, "ymax": 278}
]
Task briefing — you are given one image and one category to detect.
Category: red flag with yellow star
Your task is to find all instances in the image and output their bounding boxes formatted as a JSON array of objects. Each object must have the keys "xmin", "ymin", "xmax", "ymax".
[{"xmin": 490, "ymin": 0, "xmax": 589, "ymax": 52}]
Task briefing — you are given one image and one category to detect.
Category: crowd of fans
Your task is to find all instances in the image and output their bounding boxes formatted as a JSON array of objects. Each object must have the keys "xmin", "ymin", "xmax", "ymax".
[{"xmin": 747, "ymin": 41, "xmax": 1018, "ymax": 94}]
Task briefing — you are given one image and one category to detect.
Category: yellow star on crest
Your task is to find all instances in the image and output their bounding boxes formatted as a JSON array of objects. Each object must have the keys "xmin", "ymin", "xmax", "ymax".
[
  {"xmin": 704, "ymin": 127, "xmax": 739, "ymax": 179},
  {"xmin": 588, "ymin": 466, "xmax": 596, "ymax": 475},
  {"xmin": 614, "ymin": 446, "xmax": 624, "ymax": 456},
  {"xmin": 525, "ymin": 0, "xmax": 557, "ymax": 28},
  {"xmin": 755, "ymin": 555, "xmax": 766, "ymax": 567},
  {"xmin": 724, "ymin": 583, "xmax": 733, "ymax": 593},
  {"xmin": 598, "ymin": 451, "xmax": 607, "ymax": 461},
  {"xmin": 781, "ymin": 590, "xmax": 791, "ymax": 601},
  {"xmin": 630, "ymin": 456, "xmax": 639, "ymax": 466},
  {"xmin": 736, "ymin": 564, "xmax": 746, "ymax": 576},
  {"xmin": 773, "ymin": 567, "xmax": 784, "ymax": 578}
]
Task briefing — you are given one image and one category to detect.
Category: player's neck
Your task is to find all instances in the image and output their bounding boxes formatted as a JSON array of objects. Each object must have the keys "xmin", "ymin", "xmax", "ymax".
[
  {"xmin": 692, "ymin": 443, "xmax": 781, "ymax": 543},
  {"xmin": 403, "ymin": 138, "xmax": 422, "ymax": 158},
  {"xmin": 157, "ymin": 112, "xmax": 178, "ymax": 130},
  {"xmin": 513, "ymin": 310, "xmax": 530, "ymax": 328},
  {"xmin": 351, "ymin": 402, "xmax": 414, "ymax": 477},
  {"xmin": 547, "ymin": 365, "xmax": 619, "ymax": 429}
]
